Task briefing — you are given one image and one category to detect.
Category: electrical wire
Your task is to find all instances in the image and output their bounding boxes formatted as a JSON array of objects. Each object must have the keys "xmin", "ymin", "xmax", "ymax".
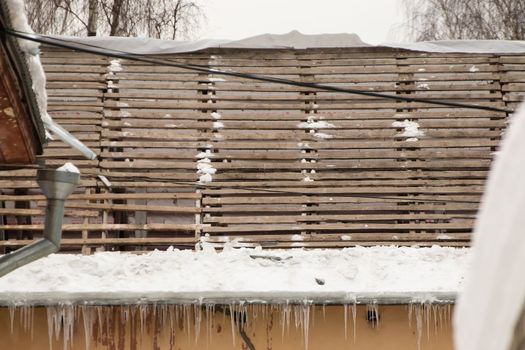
[
  {"xmin": 2, "ymin": 28, "xmax": 512, "ymax": 114},
  {"xmin": 215, "ymin": 306, "xmax": 256, "ymax": 350},
  {"xmin": 0, "ymin": 28, "xmax": 491, "ymax": 207},
  {"xmin": 87, "ymin": 173, "xmax": 481, "ymax": 205}
]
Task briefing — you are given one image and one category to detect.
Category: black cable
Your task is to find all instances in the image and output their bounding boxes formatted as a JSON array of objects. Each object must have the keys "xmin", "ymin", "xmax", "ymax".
[
  {"xmin": 1, "ymin": 27, "xmax": 488, "ymax": 207},
  {"xmin": 91, "ymin": 173, "xmax": 481, "ymax": 204},
  {"xmin": 238, "ymin": 326, "xmax": 256, "ymax": 350},
  {"xmin": 215, "ymin": 306, "xmax": 256, "ymax": 350},
  {"xmin": 3, "ymin": 28, "xmax": 512, "ymax": 114}
]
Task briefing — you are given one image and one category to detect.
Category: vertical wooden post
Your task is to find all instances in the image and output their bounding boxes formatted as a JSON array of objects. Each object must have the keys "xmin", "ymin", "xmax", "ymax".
[{"xmin": 81, "ymin": 188, "xmax": 91, "ymax": 255}]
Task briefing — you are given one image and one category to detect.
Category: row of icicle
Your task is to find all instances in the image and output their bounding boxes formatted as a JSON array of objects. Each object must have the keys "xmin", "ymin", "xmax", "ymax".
[{"xmin": 6, "ymin": 302, "xmax": 452, "ymax": 350}]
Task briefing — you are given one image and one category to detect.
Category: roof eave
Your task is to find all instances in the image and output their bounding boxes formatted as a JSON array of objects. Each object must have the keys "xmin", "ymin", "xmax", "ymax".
[{"xmin": 0, "ymin": 291, "xmax": 457, "ymax": 306}]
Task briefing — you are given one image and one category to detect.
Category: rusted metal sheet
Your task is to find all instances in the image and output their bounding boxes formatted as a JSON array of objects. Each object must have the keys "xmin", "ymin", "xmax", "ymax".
[
  {"xmin": 0, "ymin": 1, "xmax": 45, "ymax": 166},
  {"xmin": 0, "ymin": 41, "xmax": 41, "ymax": 164}
]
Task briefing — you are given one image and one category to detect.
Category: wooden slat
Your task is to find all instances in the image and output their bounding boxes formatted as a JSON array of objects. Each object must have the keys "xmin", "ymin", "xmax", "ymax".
[{"xmin": 0, "ymin": 46, "xmax": 516, "ymax": 251}]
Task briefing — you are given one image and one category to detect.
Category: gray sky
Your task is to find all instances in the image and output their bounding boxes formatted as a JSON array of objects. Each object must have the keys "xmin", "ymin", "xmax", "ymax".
[{"xmin": 198, "ymin": 0, "xmax": 406, "ymax": 45}]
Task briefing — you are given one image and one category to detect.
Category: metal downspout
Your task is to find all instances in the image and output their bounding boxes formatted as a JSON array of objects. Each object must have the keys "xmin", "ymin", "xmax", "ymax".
[
  {"xmin": 0, "ymin": 168, "xmax": 79, "ymax": 277},
  {"xmin": 43, "ymin": 120, "xmax": 97, "ymax": 160}
]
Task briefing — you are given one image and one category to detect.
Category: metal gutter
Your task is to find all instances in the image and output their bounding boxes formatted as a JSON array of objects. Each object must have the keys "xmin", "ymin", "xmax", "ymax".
[
  {"xmin": 0, "ymin": 168, "xmax": 79, "ymax": 277},
  {"xmin": 44, "ymin": 119, "xmax": 97, "ymax": 160},
  {"xmin": 0, "ymin": 291, "xmax": 456, "ymax": 307}
]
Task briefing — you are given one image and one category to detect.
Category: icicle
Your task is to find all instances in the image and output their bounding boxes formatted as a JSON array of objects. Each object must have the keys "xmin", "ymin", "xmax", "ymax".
[
  {"xmin": 414, "ymin": 304, "xmax": 423, "ymax": 350},
  {"xmin": 240, "ymin": 303, "xmax": 247, "ymax": 329},
  {"xmin": 31, "ymin": 306, "xmax": 35, "ymax": 340},
  {"xmin": 226, "ymin": 303, "xmax": 235, "ymax": 346},
  {"xmin": 151, "ymin": 304, "xmax": 159, "ymax": 350},
  {"xmin": 408, "ymin": 303, "xmax": 413, "ymax": 328},
  {"xmin": 446, "ymin": 304, "xmax": 451, "ymax": 328},
  {"xmin": 366, "ymin": 304, "xmax": 379, "ymax": 330},
  {"xmin": 311, "ymin": 305, "xmax": 315, "ymax": 328},
  {"xmin": 139, "ymin": 304, "xmax": 147, "ymax": 338},
  {"xmin": 81, "ymin": 306, "xmax": 94, "ymax": 350},
  {"xmin": 25, "ymin": 305, "xmax": 33, "ymax": 333},
  {"xmin": 19, "ymin": 305, "xmax": 26, "ymax": 331},
  {"xmin": 285, "ymin": 303, "xmax": 291, "ymax": 336},
  {"xmin": 211, "ymin": 304, "xmax": 216, "ymax": 343},
  {"xmin": 267, "ymin": 304, "xmax": 285, "ymax": 343},
  {"xmin": 120, "ymin": 306, "xmax": 127, "ymax": 325},
  {"xmin": 18, "ymin": 305, "xmax": 24, "ymax": 330},
  {"xmin": 8, "ymin": 305, "xmax": 16, "ymax": 335},
  {"xmin": 167, "ymin": 305, "xmax": 174, "ymax": 338},
  {"xmin": 293, "ymin": 304, "xmax": 300, "ymax": 331},
  {"xmin": 431, "ymin": 304, "xmax": 437, "ymax": 335},
  {"xmin": 184, "ymin": 304, "xmax": 191, "ymax": 340},
  {"xmin": 193, "ymin": 304, "xmax": 202, "ymax": 343},
  {"xmin": 425, "ymin": 303, "xmax": 431, "ymax": 341},
  {"xmin": 45, "ymin": 304, "xmax": 76, "ymax": 350},
  {"xmin": 438, "ymin": 305, "xmax": 444, "ymax": 331},
  {"xmin": 278, "ymin": 305, "xmax": 283, "ymax": 340},
  {"xmin": 352, "ymin": 301, "xmax": 357, "ymax": 343},
  {"xmin": 161, "ymin": 305, "xmax": 168, "ymax": 333},
  {"xmin": 64, "ymin": 305, "xmax": 75, "ymax": 350},
  {"xmin": 259, "ymin": 304, "xmax": 265, "ymax": 321},
  {"xmin": 130, "ymin": 305, "xmax": 138, "ymax": 347},
  {"xmin": 301, "ymin": 302, "xmax": 311, "ymax": 350},
  {"xmin": 343, "ymin": 304, "xmax": 348, "ymax": 340},
  {"xmin": 96, "ymin": 306, "xmax": 104, "ymax": 344},
  {"xmin": 54, "ymin": 308, "xmax": 61, "ymax": 343},
  {"xmin": 47, "ymin": 307, "xmax": 54, "ymax": 350},
  {"xmin": 205, "ymin": 304, "xmax": 212, "ymax": 345},
  {"xmin": 20, "ymin": 305, "xmax": 35, "ymax": 340}
]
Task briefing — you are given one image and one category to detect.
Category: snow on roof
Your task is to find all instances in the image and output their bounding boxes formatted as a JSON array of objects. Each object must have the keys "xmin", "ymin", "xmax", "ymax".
[
  {"xmin": 223, "ymin": 30, "xmax": 368, "ymax": 49},
  {"xmin": 56, "ymin": 162, "xmax": 80, "ymax": 173},
  {"xmin": 53, "ymin": 30, "xmax": 525, "ymax": 54},
  {"xmin": 454, "ymin": 102, "xmax": 525, "ymax": 350},
  {"xmin": 383, "ymin": 40, "xmax": 525, "ymax": 54},
  {"xmin": 0, "ymin": 245, "xmax": 470, "ymax": 306}
]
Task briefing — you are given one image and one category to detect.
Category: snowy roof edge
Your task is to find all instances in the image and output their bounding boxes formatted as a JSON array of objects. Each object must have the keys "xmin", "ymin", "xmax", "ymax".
[
  {"xmin": 0, "ymin": 291, "xmax": 456, "ymax": 306},
  {"xmin": 49, "ymin": 32, "xmax": 525, "ymax": 55}
]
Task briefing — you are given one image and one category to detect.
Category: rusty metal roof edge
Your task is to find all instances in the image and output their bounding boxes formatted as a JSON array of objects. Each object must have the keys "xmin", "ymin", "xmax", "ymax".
[{"xmin": 0, "ymin": 2, "xmax": 46, "ymax": 153}]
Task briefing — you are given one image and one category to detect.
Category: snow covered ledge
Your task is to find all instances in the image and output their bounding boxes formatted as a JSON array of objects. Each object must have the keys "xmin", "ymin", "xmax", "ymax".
[{"xmin": 0, "ymin": 245, "xmax": 469, "ymax": 306}]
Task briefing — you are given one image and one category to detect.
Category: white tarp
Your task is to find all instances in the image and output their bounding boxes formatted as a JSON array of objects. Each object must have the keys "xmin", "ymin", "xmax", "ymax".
[
  {"xmin": 52, "ymin": 30, "xmax": 525, "ymax": 54},
  {"xmin": 53, "ymin": 30, "xmax": 367, "ymax": 54},
  {"xmin": 383, "ymin": 40, "xmax": 525, "ymax": 54},
  {"xmin": 454, "ymin": 103, "xmax": 525, "ymax": 350}
]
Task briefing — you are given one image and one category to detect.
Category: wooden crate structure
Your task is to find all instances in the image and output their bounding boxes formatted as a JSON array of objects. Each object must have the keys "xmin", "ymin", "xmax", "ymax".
[{"xmin": 0, "ymin": 45, "xmax": 521, "ymax": 251}]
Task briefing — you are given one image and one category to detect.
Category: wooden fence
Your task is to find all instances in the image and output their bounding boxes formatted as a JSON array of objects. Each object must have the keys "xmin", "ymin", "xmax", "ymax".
[{"xmin": 0, "ymin": 45, "xmax": 521, "ymax": 252}]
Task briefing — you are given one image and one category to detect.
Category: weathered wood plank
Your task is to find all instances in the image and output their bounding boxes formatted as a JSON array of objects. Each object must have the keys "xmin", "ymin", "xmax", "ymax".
[{"xmin": 5, "ymin": 46, "xmax": 515, "ymax": 251}]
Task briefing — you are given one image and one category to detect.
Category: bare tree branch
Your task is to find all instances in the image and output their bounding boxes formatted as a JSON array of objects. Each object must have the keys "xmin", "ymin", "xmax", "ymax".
[
  {"xmin": 404, "ymin": 0, "xmax": 525, "ymax": 41},
  {"xmin": 24, "ymin": 0, "xmax": 204, "ymax": 39}
]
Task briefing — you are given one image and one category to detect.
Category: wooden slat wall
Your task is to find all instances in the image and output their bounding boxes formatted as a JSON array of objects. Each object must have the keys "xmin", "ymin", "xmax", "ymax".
[
  {"xmin": 0, "ymin": 49, "xmax": 104, "ymax": 254},
  {"xmin": 197, "ymin": 49, "xmax": 505, "ymax": 248},
  {"xmin": 0, "ymin": 46, "xmax": 521, "ymax": 251}
]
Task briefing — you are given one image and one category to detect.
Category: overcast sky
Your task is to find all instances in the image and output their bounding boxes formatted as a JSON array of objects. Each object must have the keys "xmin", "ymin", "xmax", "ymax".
[{"xmin": 198, "ymin": 0, "xmax": 406, "ymax": 45}]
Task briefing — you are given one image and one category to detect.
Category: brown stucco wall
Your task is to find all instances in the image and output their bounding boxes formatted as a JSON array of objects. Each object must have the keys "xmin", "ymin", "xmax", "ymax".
[{"xmin": 0, "ymin": 304, "xmax": 453, "ymax": 350}]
